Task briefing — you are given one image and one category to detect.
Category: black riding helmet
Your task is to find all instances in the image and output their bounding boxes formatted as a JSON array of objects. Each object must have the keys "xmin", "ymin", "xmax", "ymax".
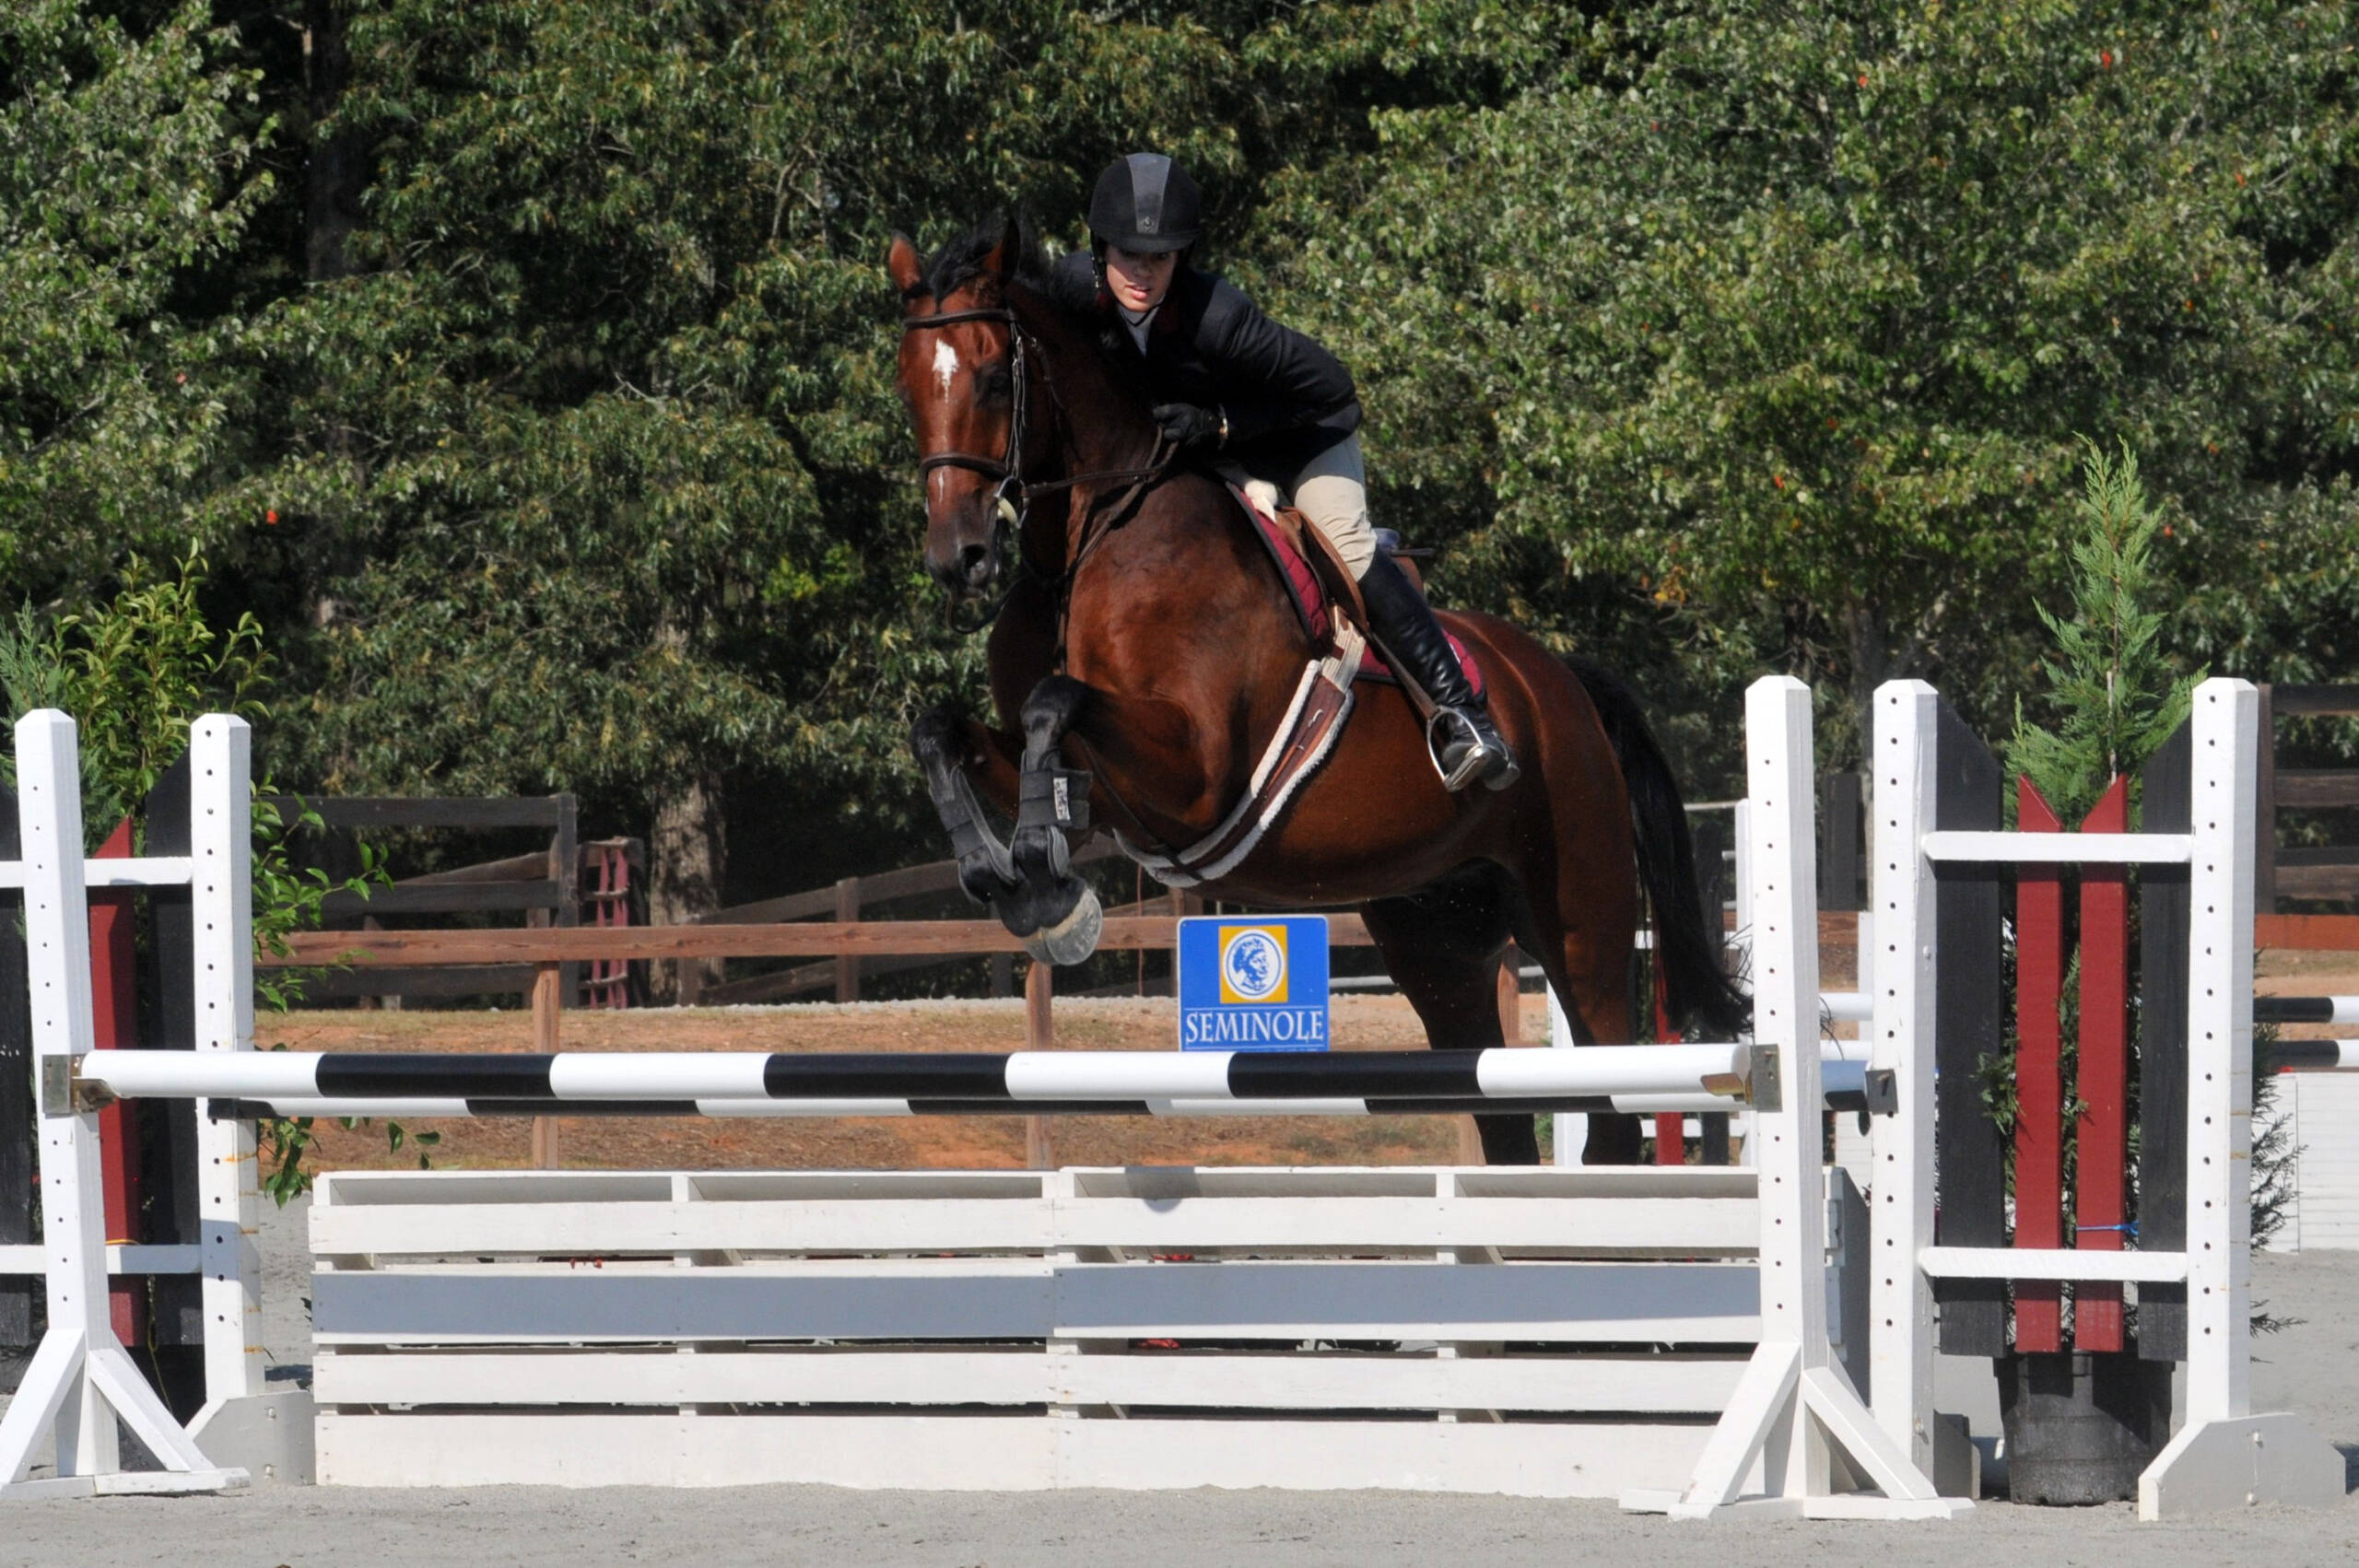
[{"xmin": 1086, "ymin": 153, "xmax": 1203, "ymax": 254}]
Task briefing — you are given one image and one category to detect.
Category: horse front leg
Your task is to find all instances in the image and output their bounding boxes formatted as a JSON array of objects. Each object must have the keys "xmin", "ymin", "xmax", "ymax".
[
  {"xmin": 910, "ymin": 704, "xmax": 1024, "ymax": 907},
  {"xmin": 997, "ymin": 674, "xmax": 1104, "ymax": 965}
]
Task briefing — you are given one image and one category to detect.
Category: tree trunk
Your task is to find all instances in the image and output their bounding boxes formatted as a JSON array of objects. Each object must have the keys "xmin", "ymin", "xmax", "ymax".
[
  {"xmin": 1846, "ymin": 601, "xmax": 1894, "ymax": 755},
  {"xmin": 1843, "ymin": 600, "xmax": 1895, "ymax": 823},
  {"xmin": 304, "ymin": 1, "xmax": 367, "ymax": 284},
  {"xmin": 649, "ymin": 772, "xmax": 725, "ymax": 1001}
]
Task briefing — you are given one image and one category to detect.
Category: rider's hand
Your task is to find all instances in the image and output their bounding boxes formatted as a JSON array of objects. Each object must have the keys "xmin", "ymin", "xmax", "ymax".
[{"xmin": 1151, "ymin": 403, "xmax": 1226, "ymax": 451}]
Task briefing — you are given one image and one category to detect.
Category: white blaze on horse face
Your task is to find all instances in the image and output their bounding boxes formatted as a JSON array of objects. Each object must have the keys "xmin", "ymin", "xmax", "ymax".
[{"xmin": 933, "ymin": 338, "xmax": 960, "ymax": 398}]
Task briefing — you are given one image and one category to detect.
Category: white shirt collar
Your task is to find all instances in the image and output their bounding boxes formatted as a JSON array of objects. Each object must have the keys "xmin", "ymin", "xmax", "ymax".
[{"xmin": 1120, "ymin": 302, "xmax": 1157, "ymax": 353}]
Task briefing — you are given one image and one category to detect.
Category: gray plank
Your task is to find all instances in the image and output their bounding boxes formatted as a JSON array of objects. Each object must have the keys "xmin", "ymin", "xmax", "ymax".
[{"xmin": 313, "ymin": 1261, "xmax": 1760, "ymax": 1344}]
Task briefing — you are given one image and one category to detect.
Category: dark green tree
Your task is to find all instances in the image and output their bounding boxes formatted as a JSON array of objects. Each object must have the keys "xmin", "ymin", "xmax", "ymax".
[
  {"xmin": 1261, "ymin": 0, "xmax": 2359, "ymax": 778},
  {"xmin": 0, "ymin": 1, "xmax": 275, "ymax": 604}
]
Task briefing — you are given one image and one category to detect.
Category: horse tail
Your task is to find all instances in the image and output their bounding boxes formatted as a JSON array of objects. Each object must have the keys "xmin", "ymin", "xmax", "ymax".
[{"xmin": 1566, "ymin": 658, "xmax": 1752, "ymax": 1040}]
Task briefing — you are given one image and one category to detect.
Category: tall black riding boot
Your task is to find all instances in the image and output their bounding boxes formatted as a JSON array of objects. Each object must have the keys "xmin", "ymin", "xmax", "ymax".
[{"xmin": 1358, "ymin": 552, "xmax": 1520, "ymax": 791}]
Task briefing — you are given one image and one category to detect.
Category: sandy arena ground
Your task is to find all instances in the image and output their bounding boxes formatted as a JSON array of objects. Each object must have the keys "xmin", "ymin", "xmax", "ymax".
[{"xmin": 10, "ymin": 945, "xmax": 2359, "ymax": 1565}]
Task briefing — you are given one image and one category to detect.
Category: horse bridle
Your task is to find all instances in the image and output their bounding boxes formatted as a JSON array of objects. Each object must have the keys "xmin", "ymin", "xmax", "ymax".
[
  {"xmin": 902, "ymin": 302, "xmax": 1177, "ymax": 633},
  {"xmin": 902, "ymin": 307, "xmax": 1037, "ymax": 537}
]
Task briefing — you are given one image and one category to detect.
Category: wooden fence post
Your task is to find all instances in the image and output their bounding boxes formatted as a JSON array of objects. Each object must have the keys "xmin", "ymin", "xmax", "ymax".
[
  {"xmin": 1651, "ymin": 978, "xmax": 1685, "ymax": 1168},
  {"xmin": 88, "ymin": 819, "xmax": 145, "ymax": 1356},
  {"xmin": 1024, "ymin": 960, "xmax": 1053, "ymax": 1170},
  {"xmin": 2254, "ymin": 684, "xmax": 2276, "ymax": 916},
  {"xmin": 1457, "ymin": 958, "xmax": 1515, "ymax": 1164},
  {"xmin": 531, "ymin": 961, "xmax": 561, "ymax": 1169},
  {"xmin": 0, "ymin": 784, "xmax": 31, "ymax": 1374},
  {"xmin": 554, "ymin": 793, "xmax": 580, "ymax": 1007},
  {"xmin": 2137, "ymin": 722, "xmax": 2194, "ymax": 1362},
  {"xmin": 1933, "ymin": 701, "xmax": 2009, "ymax": 1360},
  {"xmin": 835, "ymin": 875, "xmax": 862, "ymax": 1003}
]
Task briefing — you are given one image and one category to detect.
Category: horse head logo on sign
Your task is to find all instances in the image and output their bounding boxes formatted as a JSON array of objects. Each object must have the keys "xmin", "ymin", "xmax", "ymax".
[{"xmin": 1218, "ymin": 926, "xmax": 1287, "ymax": 1004}]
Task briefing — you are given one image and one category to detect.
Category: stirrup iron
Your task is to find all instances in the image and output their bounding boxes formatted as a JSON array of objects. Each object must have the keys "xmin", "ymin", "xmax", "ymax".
[{"xmin": 1426, "ymin": 707, "xmax": 1520, "ymax": 793}]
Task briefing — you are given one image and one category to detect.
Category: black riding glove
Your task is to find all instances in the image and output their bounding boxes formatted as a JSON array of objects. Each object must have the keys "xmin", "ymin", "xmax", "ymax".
[{"xmin": 1151, "ymin": 403, "xmax": 1226, "ymax": 451}]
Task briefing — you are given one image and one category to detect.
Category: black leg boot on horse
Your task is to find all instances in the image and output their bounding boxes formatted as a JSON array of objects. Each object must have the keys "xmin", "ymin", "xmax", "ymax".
[
  {"xmin": 911, "ymin": 685, "xmax": 1104, "ymax": 965},
  {"xmin": 1358, "ymin": 553, "xmax": 1520, "ymax": 793},
  {"xmin": 911, "ymin": 704, "xmax": 1021, "ymax": 906},
  {"xmin": 998, "ymin": 675, "xmax": 1104, "ymax": 965}
]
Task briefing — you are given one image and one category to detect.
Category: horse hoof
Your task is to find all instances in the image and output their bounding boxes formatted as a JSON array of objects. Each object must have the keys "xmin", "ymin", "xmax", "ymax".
[{"xmin": 1021, "ymin": 885, "xmax": 1103, "ymax": 966}]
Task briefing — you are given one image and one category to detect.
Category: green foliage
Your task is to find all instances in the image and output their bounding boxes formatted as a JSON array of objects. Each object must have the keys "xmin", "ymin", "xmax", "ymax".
[
  {"xmin": 259, "ymin": 1105, "xmax": 440, "ymax": 1209},
  {"xmin": 0, "ymin": 555, "xmax": 402, "ymax": 1199},
  {"xmin": 7, "ymin": 0, "xmax": 2359, "ymax": 928},
  {"xmin": 2005, "ymin": 443, "xmax": 2200, "ymax": 824},
  {"xmin": 0, "ymin": 1, "xmax": 276, "ymax": 606},
  {"xmin": 0, "ymin": 554, "xmax": 269, "ymax": 839},
  {"xmin": 2252, "ymin": 1025, "xmax": 2295, "ymax": 1260},
  {"xmin": 1263, "ymin": 0, "xmax": 2359, "ymax": 777},
  {"xmin": 0, "ymin": 549, "xmax": 389, "ymax": 989}
]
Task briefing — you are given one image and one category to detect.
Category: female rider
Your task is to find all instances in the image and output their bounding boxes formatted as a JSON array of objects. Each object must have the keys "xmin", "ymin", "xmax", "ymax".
[{"xmin": 1050, "ymin": 153, "xmax": 1517, "ymax": 793}]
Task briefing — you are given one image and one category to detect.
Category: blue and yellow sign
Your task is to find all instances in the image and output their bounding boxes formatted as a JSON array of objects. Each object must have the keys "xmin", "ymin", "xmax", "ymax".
[{"xmin": 1178, "ymin": 915, "xmax": 1330, "ymax": 1051}]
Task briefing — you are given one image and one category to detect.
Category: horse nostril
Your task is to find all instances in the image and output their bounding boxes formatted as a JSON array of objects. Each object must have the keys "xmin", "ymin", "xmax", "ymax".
[{"xmin": 959, "ymin": 543, "xmax": 993, "ymax": 586}]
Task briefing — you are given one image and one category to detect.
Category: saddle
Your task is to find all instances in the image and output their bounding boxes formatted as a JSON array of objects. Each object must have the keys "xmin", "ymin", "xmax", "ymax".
[
  {"xmin": 1230, "ymin": 482, "xmax": 1486, "ymax": 700},
  {"xmin": 1109, "ymin": 484, "xmax": 1483, "ymax": 890}
]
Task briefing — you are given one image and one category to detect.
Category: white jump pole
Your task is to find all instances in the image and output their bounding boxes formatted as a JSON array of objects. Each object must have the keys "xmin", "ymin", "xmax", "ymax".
[
  {"xmin": 1624, "ymin": 675, "xmax": 1962, "ymax": 1520},
  {"xmin": 0, "ymin": 712, "xmax": 248, "ymax": 1497},
  {"xmin": 1868, "ymin": 681, "xmax": 1943, "ymax": 1481}
]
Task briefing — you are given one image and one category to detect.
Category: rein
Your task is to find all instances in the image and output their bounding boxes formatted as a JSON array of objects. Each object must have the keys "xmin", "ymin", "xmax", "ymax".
[{"xmin": 902, "ymin": 304, "xmax": 1174, "ymax": 634}]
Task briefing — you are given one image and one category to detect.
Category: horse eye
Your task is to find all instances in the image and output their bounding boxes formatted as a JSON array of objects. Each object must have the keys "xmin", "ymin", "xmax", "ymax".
[{"xmin": 975, "ymin": 366, "xmax": 1013, "ymax": 404}]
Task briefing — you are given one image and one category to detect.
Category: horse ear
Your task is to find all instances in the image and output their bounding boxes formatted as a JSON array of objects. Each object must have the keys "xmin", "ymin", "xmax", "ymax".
[
  {"xmin": 886, "ymin": 231, "xmax": 925, "ymax": 305},
  {"xmin": 983, "ymin": 216, "xmax": 1023, "ymax": 283}
]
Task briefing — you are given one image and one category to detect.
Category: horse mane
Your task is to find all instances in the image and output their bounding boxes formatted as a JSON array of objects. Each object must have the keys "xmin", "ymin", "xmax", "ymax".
[
  {"xmin": 921, "ymin": 213, "xmax": 1043, "ymax": 298},
  {"xmin": 921, "ymin": 213, "xmax": 1099, "ymax": 330}
]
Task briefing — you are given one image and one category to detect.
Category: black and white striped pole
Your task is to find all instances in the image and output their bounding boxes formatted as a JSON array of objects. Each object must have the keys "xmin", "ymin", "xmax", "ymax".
[{"xmin": 72, "ymin": 1042, "xmax": 1879, "ymax": 1123}]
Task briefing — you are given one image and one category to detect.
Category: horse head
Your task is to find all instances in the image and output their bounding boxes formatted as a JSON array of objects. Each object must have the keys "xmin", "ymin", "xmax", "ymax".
[{"xmin": 888, "ymin": 217, "xmax": 1039, "ymax": 598}]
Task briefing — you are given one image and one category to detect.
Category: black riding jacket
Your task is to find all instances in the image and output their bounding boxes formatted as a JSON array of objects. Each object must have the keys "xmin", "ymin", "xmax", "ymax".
[{"xmin": 1050, "ymin": 252, "xmax": 1361, "ymax": 479}]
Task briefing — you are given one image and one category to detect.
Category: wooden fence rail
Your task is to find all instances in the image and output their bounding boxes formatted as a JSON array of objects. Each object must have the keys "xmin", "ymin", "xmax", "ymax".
[
  {"xmin": 676, "ymin": 841, "xmax": 1130, "ymax": 1005},
  {"xmin": 261, "ymin": 915, "xmax": 1378, "ymax": 969},
  {"xmin": 2255, "ymin": 683, "xmax": 2359, "ymax": 909}
]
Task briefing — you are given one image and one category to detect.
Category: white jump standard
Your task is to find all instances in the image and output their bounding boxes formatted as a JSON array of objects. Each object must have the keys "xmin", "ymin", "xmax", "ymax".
[{"xmin": 0, "ymin": 714, "xmax": 269, "ymax": 1498}]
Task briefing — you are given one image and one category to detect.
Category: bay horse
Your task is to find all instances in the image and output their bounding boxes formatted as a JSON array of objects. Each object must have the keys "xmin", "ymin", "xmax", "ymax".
[{"xmin": 888, "ymin": 217, "xmax": 1744, "ymax": 1164}]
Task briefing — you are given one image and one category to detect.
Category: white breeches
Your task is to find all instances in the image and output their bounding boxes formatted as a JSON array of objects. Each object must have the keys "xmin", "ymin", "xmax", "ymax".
[{"xmin": 1291, "ymin": 434, "xmax": 1377, "ymax": 580}]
